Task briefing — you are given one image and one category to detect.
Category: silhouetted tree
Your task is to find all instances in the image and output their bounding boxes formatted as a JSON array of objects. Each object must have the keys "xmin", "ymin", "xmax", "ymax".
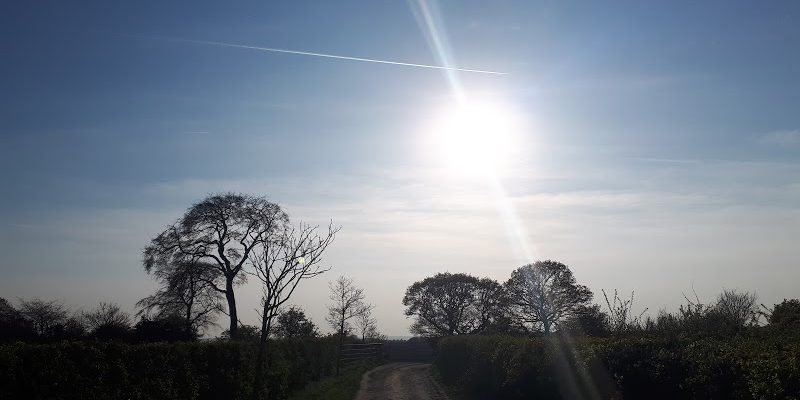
[
  {"xmin": 355, "ymin": 304, "xmax": 377, "ymax": 341},
  {"xmin": 402, "ymin": 273, "xmax": 505, "ymax": 336},
  {"xmin": 767, "ymin": 298, "xmax": 800, "ymax": 329},
  {"xmin": 326, "ymin": 276, "xmax": 370, "ymax": 337},
  {"xmin": 645, "ymin": 289, "xmax": 760, "ymax": 337},
  {"xmin": 327, "ymin": 276, "xmax": 371, "ymax": 375},
  {"xmin": 143, "ymin": 193, "xmax": 288, "ymax": 339},
  {"xmin": 221, "ymin": 324, "xmax": 261, "ymax": 342},
  {"xmin": 84, "ymin": 302, "xmax": 132, "ymax": 340},
  {"xmin": 0, "ymin": 298, "xmax": 34, "ymax": 341},
  {"xmin": 56, "ymin": 313, "xmax": 88, "ymax": 340},
  {"xmin": 274, "ymin": 306, "xmax": 318, "ymax": 338},
  {"xmin": 134, "ymin": 314, "xmax": 189, "ymax": 342},
  {"xmin": 714, "ymin": 289, "xmax": 759, "ymax": 327},
  {"xmin": 602, "ymin": 289, "xmax": 647, "ymax": 333},
  {"xmin": 561, "ymin": 304, "xmax": 610, "ymax": 337},
  {"xmin": 138, "ymin": 259, "xmax": 223, "ymax": 339},
  {"xmin": 504, "ymin": 261, "xmax": 592, "ymax": 334},
  {"xmin": 18, "ymin": 298, "xmax": 69, "ymax": 338},
  {"xmin": 362, "ymin": 324, "xmax": 386, "ymax": 341},
  {"xmin": 250, "ymin": 221, "xmax": 337, "ymax": 399}
]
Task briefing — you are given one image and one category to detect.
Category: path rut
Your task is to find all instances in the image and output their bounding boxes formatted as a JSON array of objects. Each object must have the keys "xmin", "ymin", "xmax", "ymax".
[{"xmin": 354, "ymin": 362, "xmax": 450, "ymax": 400}]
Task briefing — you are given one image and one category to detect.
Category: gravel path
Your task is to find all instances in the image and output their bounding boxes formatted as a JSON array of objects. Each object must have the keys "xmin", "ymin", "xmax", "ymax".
[{"xmin": 354, "ymin": 362, "xmax": 451, "ymax": 400}]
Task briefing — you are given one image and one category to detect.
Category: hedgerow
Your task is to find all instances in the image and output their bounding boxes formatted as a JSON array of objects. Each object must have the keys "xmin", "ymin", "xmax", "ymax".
[
  {"xmin": 0, "ymin": 337, "xmax": 338, "ymax": 400},
  {"xmin": 435, "ymin": 335, "xmax": 800, "ymax": 399}
]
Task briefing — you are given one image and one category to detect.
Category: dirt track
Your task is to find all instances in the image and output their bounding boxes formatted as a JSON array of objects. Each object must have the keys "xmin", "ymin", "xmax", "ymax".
[{"xmin": 354, "ymin": 362, "xmax": 450, "ymax": 400}]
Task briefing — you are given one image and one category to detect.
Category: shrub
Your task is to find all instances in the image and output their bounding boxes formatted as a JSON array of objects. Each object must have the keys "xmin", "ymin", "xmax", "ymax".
[
  {"xmin": 0, "ymin": 337, "xmax": 339, "ymax": 400},
  {"xmin": 435, "ymin": 335, "xmax": 800, "ymax": 399}
]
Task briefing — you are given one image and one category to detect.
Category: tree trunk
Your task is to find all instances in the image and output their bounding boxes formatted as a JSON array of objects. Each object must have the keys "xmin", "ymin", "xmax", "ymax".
[
  {"xmin": 225, "ymin": 278, "xmax": 238, "ymax": 339},
  {"xmin": 185, "ymin": 306, "xmax": 193, "ymax": 340},
  {"xmin": 336, "ymin": 317, "xmax": 345, "ymax": 376},
  {"xmin": 253, "ymin": 305, "xmax": 272, "ymax": 400}
]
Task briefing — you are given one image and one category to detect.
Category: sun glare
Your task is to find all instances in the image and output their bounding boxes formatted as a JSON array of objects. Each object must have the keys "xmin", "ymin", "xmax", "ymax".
[{"xmin": 431, "ymin": 101, "xmax": 518, "ymax": 177}]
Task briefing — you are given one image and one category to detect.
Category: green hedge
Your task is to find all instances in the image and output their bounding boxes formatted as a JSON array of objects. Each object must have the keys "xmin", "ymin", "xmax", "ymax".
[
  {"xmin": 436, "ymin": 335, "xmax": 800, "ymax": 400},
  {"xmin": 0, "ymin": 337, "xmax": 338, "ymax": 400}
]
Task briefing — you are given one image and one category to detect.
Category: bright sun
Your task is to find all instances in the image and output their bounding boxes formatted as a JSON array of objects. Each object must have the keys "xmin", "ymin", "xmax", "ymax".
[{"xmin": 431, "ymin": 100, "xmax": 518, "ymax": 177}]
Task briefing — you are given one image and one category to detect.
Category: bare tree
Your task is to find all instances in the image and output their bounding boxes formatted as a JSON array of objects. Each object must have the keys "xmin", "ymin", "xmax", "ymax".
[
  {"xmin": 326, "ymin": 276, "xmax": 371, "ymax": 375},
  {"xmin": 1, "ymin": 298, "xmax": 34, "ymax": 340},
  {"xmin": 355, "ymin": 304, "xmax": 377, "ymax": 341},
  {"xmin": 504, "ymin": 260, "xmax": 593, "ymax": 334},
  {"xmin": 714, "ymin": 289, "xmax": 759, "ymax": 327},
  {"xmin": 84, "ymin": 302, "xmax": 131, "ymax": 330},
  {"xmin": 84, "ymin": 302, "xmax": 131, "ymax": 339},
  {"xmin": 18, "ymin": 298, "xmax": 68, "ymax": 337},
  {"xmin": 326, "ymin": 276, "xmax": 370, "ymax": 337},
  {"xmin": 137, "ymin": 259, "xmax": 224, "ymax": 338},
  {"xmin": 362, "ymin": 324, "xmax": 385, "ymax": 341},
  {"xmin": 250, "ymin": 222, "xmax": 338, "ymax": 399},
  {"xmin": 602, "ymin": 289, "xmax": 648, "ymax": 333},
  {"xmin": 143, "ymin": 193, "xmax": 288, "ymax": 339}
]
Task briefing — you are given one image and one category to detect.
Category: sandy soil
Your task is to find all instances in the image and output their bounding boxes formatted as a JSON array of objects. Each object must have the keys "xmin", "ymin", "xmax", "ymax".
[{"xmin": 353, "ymin": 362, "xmax": 451, "ymax": 400}]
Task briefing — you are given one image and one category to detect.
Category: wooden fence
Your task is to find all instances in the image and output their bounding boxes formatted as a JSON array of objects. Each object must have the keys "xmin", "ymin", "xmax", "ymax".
[{"xmin": 337, "ymin": 342, "xmax": 383, "ymax": 374}]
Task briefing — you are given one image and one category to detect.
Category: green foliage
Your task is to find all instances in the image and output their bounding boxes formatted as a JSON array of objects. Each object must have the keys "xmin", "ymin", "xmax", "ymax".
[
  {"xmin": 642, "ymin": 291, "xmax": 763, "ymax": 339},
  {"xmin": 0, "ymin": 337, "xmax": 339, "ymax": 400},
  {"xmin": 435, "ymin": 335, "xmax": 800, "ymax": 400},
  {"xmin": 275, "ymin": 306, "xmax": 319, "ymax": 338},
  {"xmin": 220, "ymin": 324, "xmax": 262, "ymax": 342},
  {"xmin": 403, "ymin": 272, "xmax": 506, "ymax": 336},
  {"xmin": 504, "ymin": 261, "xmax": 593, "ymax": 333},
  {"xmin": 768, "ymin": 299, "xmax": 800, "ymax": 330},
  {"xmin": 287, "ymin": 362, "xmax": 373, "ymax": 400}
]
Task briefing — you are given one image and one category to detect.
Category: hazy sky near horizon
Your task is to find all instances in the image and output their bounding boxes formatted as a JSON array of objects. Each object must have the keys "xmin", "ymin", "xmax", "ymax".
[{"xmin": 2, "ymin": 1, "xmax": 799, "ymax": 336}]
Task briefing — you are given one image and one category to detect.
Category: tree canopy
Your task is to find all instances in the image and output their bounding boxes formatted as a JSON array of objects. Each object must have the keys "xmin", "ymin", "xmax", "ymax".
[
  {"xmin": 143, "ymin": 193, "xmax": 288, "ymax": 339},
  {"xmin": 402, "ymin": 272, "xmax": 505, "ymax": 337},
  {"xmin": 504, "ymin": 260, "xmax": 592, "ymax": 333},
  {"xmin": 274, "ymin": 306, "xmax": 318, "ymax": 338}
]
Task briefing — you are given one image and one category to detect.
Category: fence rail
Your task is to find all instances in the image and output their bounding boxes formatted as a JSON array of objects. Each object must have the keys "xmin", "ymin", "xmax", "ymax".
[{"xmin": 339, "ymin": 342, "xmax": 383, "ymax": 364}]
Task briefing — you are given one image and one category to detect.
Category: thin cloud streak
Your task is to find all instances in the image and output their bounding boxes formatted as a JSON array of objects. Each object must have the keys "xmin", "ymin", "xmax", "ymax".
[{"xmin": 128, "ymin": 35, "xmax": 507, "ymax": 75}]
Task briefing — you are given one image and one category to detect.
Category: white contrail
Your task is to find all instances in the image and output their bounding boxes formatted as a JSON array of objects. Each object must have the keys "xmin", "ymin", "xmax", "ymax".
[{"xmin": 130, "ymin": 35, "xmax": 507, "ymax": 75}]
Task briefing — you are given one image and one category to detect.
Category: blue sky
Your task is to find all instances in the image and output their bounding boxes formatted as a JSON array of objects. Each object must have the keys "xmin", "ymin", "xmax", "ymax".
[{"xmin": 2, "ymin": 1, "xmax": 799, "ymax": 336}]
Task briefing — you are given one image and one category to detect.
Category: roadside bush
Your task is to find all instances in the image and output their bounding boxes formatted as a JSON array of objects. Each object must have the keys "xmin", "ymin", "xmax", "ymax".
[
  {"xmin": 436, "ymin": 335, "xmax": 800, "ymax": 399},
  {"xmin": 0, "ymin": 337, "xmax": 339, "ymax": 400}
]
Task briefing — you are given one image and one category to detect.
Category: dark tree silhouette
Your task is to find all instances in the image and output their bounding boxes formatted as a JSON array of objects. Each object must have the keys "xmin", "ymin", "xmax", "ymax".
[
  {"xmin": 714, "ymin": 289, "xmax": 759, "ymax": 327},
  {"xmin": 18, "ymin": 298, "xmax": 69, "ymax": 337},
  {"xmin": 250, "ymin": 222, "xmax": 337, "ymax": 399},
  {"xmin": 561, "ymin": 304, "xmax": 610, "ymax": 337},
  {"xmin": 602, "ymin": 289, "xmax": 647, "ymax": 333},
  {"xmin": 220, "ymin": 324, "xmax": 261, "ymax": 342},
  {"xmin": 0, "ymin": 298, "xmax": 34, "ymax": 341},
  {"xmin": 355, "ymin": 304, "xmax": 377, "ymax": 341},
  {"xmin": 134, "ymin": 314, "xmax": 188, "ymax": 342},
  {"xmin": 504, "ymin": 260, "xmax": 592, "ymax": 333},
  {"xmin": 84, "ymin": 302, "xmax": 132, "ymax": 340},
  {"xmin": 326, "ymin": 276, "xmax": 371, "ymax": 375},
  {"xmin": 402, "ymin": 272, "xmax": 505, "ymax": 337},
  {"xmin": 143, "ymin": 193, "xmax": 288, "ymax": 339},
  {"xmin": 326, "ymin": 276, "xmax": 370, "ymax": 337},
  {"xmin": 137, "ymin": 259, "xmax": 223, "ymax": 339},
  {"xmin": 274, "ymin": 306, "xmax": 318, "ymax": 338},
  {"xmin": 767, "ymin": 298, "xmax": 800, "ymax": 329}
]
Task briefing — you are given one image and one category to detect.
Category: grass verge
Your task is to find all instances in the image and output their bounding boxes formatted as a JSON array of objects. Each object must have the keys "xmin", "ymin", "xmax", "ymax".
[{"xmin": 288, "ymin": 362, "xmax": 375, "ymax": 400}]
